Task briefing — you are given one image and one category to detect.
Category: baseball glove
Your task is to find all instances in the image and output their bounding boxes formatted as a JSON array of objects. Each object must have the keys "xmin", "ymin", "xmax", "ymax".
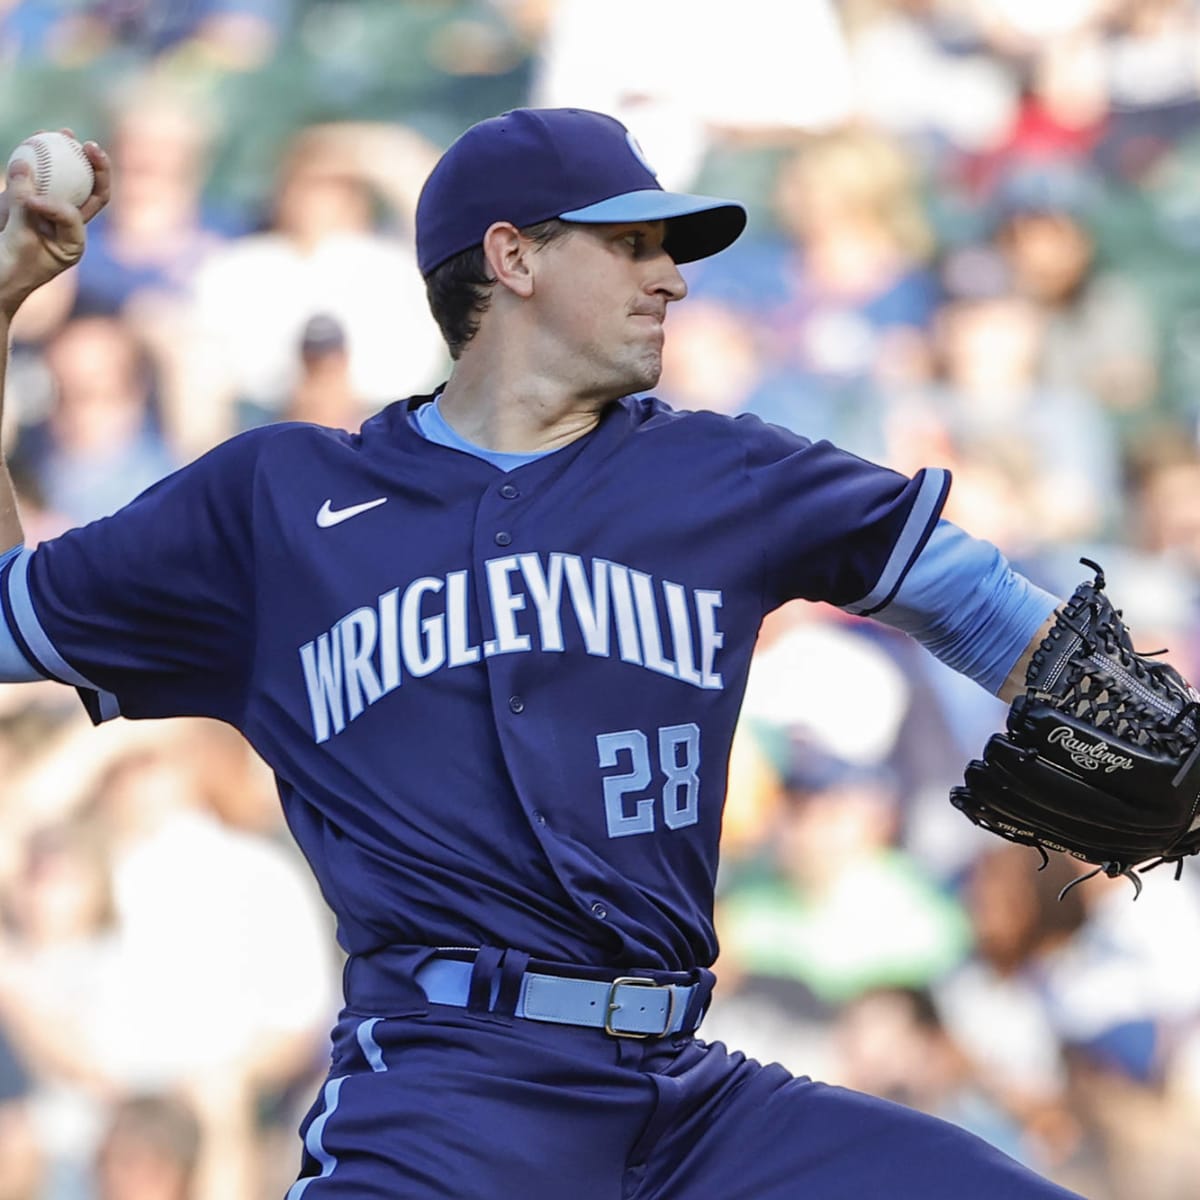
[{"xmin": 950, "ymin": 560, "xmax": 1200, "ymax": 897}]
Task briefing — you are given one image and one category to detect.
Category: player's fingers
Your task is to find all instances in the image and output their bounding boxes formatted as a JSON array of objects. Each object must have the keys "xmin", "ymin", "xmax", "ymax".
[
  {"xmin": 77, "ymin": 142, "xmax": 111, "ymax": 223},
  {"xmin": 17, "ymin": 183, "xmax": 86, "ymax": 261},
  {"xmin": 1, "ymin": 160, "xmax": 35, "ymax": 237}
]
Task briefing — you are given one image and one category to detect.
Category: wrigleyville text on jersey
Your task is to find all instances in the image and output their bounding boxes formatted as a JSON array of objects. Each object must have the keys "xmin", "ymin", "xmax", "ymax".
[{"xmin": 299, "ymin": 552, "xmax": 726, "ymax": 743}]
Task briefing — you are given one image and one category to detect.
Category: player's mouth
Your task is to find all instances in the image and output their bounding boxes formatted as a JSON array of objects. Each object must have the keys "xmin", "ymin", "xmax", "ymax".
[
  {"xmin": 630, "ymin": 308, "xmax": 666, "ymax": 335},
  {"xmin": 630, "ymin": 302, "xmax": 666, "ymax": 322}
]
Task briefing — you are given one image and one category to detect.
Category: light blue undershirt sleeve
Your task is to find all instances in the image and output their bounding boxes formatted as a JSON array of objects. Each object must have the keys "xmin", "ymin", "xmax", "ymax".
[
  {"xmin": 413, "ymin": 396, "xmax": 554, "ymax": 471},
  {"xmin": 867, "ymin": 519, "xmax": 1060, "ymax": 695},
  {"xmin": 0, "ymin": 543, "xmax": 44, "ymax": 682}
]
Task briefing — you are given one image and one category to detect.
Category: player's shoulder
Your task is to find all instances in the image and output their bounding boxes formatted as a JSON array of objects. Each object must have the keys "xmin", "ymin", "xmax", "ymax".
[
  {"xmin": 160, "ymin": 422, "xmax": 360, "ymax": 510},
  {"xmin": 202, "ymin": 419, "xmax": 359, "ymax": 468},
  {"xmin": 620, "ymin": 394, "xmax": 814, "ymax": 452}
]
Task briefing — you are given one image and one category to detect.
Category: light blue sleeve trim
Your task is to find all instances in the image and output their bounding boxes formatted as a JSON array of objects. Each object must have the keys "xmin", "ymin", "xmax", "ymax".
[
  {"xmin": 867, "ymin": 519, "xmax": 1060, "ymax": 695},
  {"xmin": 842, "ymin": 467, "xmax": 949, "ymax": 615},
  {"xmin": 0, "ymin": 544, "xmax": 39, "ymax": 681},
  {"xmin": 6, "ymin": 548, "xmax": 122, "ymax": 716}
]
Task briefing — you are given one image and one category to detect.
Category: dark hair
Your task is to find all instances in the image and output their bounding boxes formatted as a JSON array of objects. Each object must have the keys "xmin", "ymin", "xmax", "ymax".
[{"xmin": 424, "ymin": 219, "xmax": 571, "ymax": 359}]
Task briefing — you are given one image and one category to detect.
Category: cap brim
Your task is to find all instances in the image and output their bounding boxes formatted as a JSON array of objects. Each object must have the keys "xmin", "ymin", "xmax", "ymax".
[{"xmin": 559, "ymin": 188, "xmax": 746, "ymax": 263}]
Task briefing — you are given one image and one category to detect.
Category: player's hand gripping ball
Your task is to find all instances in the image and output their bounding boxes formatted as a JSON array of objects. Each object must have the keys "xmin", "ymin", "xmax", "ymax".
[{"xmin": 7, "ymin": 131, "xmax": 95, "ymax": 208}]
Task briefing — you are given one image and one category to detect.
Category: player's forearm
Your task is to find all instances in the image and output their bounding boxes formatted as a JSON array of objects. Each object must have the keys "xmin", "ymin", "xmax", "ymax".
[
  {"xmin": 868, "ymin": 521, "xmax": 1060, "ymax": 697},
  {"xmin": 0, "ymin": 314, "xmax": 24, "ymax": 551},
  {"xmin": 997, "ymin": 610, "xmax": 1059, "ymax": 703}
]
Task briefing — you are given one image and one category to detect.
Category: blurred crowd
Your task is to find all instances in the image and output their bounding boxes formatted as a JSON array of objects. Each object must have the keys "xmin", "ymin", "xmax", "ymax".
[{"xmin": 1, "ymin": 1, "xmax": 1200, "ymax": 1197}]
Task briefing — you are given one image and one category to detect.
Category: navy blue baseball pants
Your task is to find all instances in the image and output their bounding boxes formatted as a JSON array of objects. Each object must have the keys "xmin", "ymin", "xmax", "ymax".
[{"xmin": 286, "ymin": 950, "xmax": 1083, "ymax": 1199}]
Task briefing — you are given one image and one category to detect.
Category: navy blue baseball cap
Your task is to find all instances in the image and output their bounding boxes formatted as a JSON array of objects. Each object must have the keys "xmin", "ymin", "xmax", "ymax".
[{"xmin": 415, "ymin": 107, "xmax": 747, "ymax": 277}]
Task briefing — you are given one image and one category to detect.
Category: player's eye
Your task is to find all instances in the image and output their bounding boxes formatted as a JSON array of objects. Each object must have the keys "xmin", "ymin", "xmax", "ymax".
[{"xmin": 625, "ymin": 232, "xmax": 656, "ymax": 259}]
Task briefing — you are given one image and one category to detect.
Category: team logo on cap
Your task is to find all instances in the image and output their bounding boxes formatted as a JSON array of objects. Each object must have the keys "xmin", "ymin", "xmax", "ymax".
[{"xmin": 626, "ymin": 131, "xmax": 658, "ymax": 178}]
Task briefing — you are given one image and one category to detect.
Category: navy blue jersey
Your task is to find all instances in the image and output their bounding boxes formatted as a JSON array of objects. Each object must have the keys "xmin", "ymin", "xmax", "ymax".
[{"xmin": 5, "ymin": 396, "xmax": 947, "ymax": 970}]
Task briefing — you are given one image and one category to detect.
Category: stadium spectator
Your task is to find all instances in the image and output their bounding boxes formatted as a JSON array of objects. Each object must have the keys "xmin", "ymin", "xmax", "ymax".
[
  {"xmin": 935, "ymin": 845, "xmax": 1092, "ymax": 1185},
  {"xmin": 0, "ymin": 1017, "xmax": 40, "ymax": 1200},
  {"xmin": 0, "ymin": 818, "xmax": 121, "ymax": 1199},
  {"xmin": 832, "ymin": 986, "xmax": 1028, "ymax": 1164},
  {"xmin": 716, "ymin": 735, "xmax": 970, "ymax": 1007},
  {"xmin": 180, "ymin": 120, "xmax": 445, "ymax": 447},
  {"xmin": 914, "ymin": 259, "xmax": 1121, "ymax": 550},
  {"xmin": 840, "ymin": 0, "xmax": 1020, "ymax": 158},
  {"xmin": 73, "ymin": 0, "xmax": 292, "ymax": 72},
  {"xmin": 277, "ymin": 311, "xmax": 368, "ymax": 431},
  {"xmin": 8, "ymin": 314, "xmax": 176, "ymax": 527},
  {"xmin": 689, "ymin": 127, "xmax": 941, "ymax": 460},
  {"xmin": 531, "ymin": 0, "xmax": 854, "ymax": 187},
  {"xmin": 72, "ymin": 81, "xmax": 227, "ymax": 319},
  {"xmin": 991, "ymin": 162, "xmax": 1159, "ymax": 423},
  {"xmin": 94, "ymin": 1093, "xmax": 201, "ymax": 1200}
]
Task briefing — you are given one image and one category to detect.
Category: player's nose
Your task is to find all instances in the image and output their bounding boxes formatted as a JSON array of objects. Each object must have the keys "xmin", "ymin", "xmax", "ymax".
[{"xmin": 651, "ymin": 255, "xmax": 687, "ymax": 303}]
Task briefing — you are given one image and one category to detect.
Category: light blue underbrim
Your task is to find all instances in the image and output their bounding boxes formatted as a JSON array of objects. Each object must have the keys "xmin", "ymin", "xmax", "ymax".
[
  {"xmin": 559, "ymin": 189, "xmax": 746, "ymax": 263},
  {"xmin": 559, "ymin": 187, "xmax": 736, "ymax": 223}
]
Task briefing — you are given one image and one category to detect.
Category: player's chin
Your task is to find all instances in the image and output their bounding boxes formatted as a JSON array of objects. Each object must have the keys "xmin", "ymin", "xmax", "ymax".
[{"xmin": 622, "ymin": 349, "xmax": 664, "ymax": 394}]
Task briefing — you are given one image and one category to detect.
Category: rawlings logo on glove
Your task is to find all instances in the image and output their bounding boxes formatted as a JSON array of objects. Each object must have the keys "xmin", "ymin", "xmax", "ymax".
[
  {"xmin": 1045, "ymin": 727, "xmax": 1134, "ymax": 773},
  {"xmin": 950, "ymin": 560, "xmax": 1200, "ymax": 898}
]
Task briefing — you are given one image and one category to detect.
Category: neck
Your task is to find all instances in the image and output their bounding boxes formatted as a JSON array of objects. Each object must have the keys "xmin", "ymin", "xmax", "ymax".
[{"xmin": 437, "ymin": 349, "xmax": 614, "ymax": 455}]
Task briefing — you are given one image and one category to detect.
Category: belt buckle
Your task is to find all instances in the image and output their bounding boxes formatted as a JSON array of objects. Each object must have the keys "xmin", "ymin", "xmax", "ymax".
[{"xmin": 604, "ymin": 976, "xmax": 676, "ymax": 1038}]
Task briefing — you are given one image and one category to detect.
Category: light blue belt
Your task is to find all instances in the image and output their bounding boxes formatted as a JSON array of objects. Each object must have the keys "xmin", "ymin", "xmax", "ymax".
[{"xmin": 414, "ymin": 957, "xmax": 697, "ymax": 1038}]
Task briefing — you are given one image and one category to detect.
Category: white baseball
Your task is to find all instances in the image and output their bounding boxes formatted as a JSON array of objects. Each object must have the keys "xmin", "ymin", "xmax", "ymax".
[{"xmin": 7, "ymin": 131, "xmax": 94, "ymax": 208}]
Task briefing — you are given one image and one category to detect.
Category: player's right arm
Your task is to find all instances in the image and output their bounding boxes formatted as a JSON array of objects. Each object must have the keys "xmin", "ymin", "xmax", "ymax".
[
  {"xmin": 0, "ymin": 137, "xmax": 110, "ymax": 549},
  {"xmin": 0, "ymin": 141, "xmax": 111, "ymax": 681}
]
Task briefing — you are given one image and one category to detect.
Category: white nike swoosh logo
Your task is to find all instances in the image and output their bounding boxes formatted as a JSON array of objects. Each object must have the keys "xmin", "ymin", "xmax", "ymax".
[{"xmin": 316, "ymin": 497, "xmax": 388, "ymax": 528}]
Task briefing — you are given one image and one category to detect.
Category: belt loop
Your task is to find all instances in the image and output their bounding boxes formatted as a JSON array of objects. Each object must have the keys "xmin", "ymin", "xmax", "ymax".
[
  {"xmin": 494, "ymin": 949, "xmax": 531, "ymax": 1018},
  {"xmin": 679, "ymin": 968, "xmax": 715, "ymax": 1034},
  {"xmin": 467, "ymin": 946, "xmax": 504, "ymax": 1013}
]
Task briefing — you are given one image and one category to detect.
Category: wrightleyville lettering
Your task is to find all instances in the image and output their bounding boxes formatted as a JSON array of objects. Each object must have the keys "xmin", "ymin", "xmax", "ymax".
[{"xmin": 298, "ymin": 553, "xmax": 725, "ymax": 743}]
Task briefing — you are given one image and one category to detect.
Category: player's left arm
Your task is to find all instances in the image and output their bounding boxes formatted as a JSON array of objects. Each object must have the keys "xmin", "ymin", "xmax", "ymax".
[
  {"xmin": 869, "ymin": 527, "xmax": 1200, "ymax": 882},
  {"xmin": 996, "ymin": 610, "xmax": 1059, "ymax": 703},
  {"xmin": 862, "ymin": 518, "xmax": 1062, "ymax": 699}
]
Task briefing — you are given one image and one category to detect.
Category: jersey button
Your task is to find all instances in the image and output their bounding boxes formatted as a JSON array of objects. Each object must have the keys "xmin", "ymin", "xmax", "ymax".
[
  {"xmin": 590, "ymin": 902, "xmax": 608, "ymax": 920},
  {"xmin": 494, "ymin": 531, "xmax": 512, "ymax": 546},
  {"xmin": 532, "ymin": 810, "xmax": 546, "ymax": 826},
  {"xmin": 499, "ymin": 483, "xmax": 519, "ymax": 499},
  {"xmin": 508, "ymin": 695, "xmax": 525, "ymax": 714}
]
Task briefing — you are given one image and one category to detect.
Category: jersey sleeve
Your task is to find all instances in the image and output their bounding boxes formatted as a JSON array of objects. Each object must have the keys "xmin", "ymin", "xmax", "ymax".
[
  {"xmin": 3, "ymin": 429, "xmax": 267, "ymax": 725},
  {"xmin": 737, "ymin": 415, "xmax": 950, "ymax": 611}
]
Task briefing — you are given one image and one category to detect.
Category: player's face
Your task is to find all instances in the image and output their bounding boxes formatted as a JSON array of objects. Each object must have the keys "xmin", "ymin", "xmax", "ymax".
[{"xmin": 530, "ymin": 220, "xmax": 688, "ymax": 399}]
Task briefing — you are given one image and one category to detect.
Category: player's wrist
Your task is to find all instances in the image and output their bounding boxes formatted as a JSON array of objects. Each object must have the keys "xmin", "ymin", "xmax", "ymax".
[
  {"xmin": 0, "ymin": 235, "xmax": 35, "ymax": 320},
  {"xmin": 0, "ymin": 285, "xmax": 32, "ymax": 322}
]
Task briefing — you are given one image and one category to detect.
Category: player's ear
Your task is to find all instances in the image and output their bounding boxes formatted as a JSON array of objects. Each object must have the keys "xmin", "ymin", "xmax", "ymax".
[{"xmin": 482, "ymin": 221, "xmax": 535, "ymax": 298}]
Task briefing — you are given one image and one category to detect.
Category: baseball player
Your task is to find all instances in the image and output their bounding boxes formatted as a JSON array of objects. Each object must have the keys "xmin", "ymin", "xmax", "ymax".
[{"xmin": 0, "ymin": 111, "xmax": 1088, "ymax": 1197}]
